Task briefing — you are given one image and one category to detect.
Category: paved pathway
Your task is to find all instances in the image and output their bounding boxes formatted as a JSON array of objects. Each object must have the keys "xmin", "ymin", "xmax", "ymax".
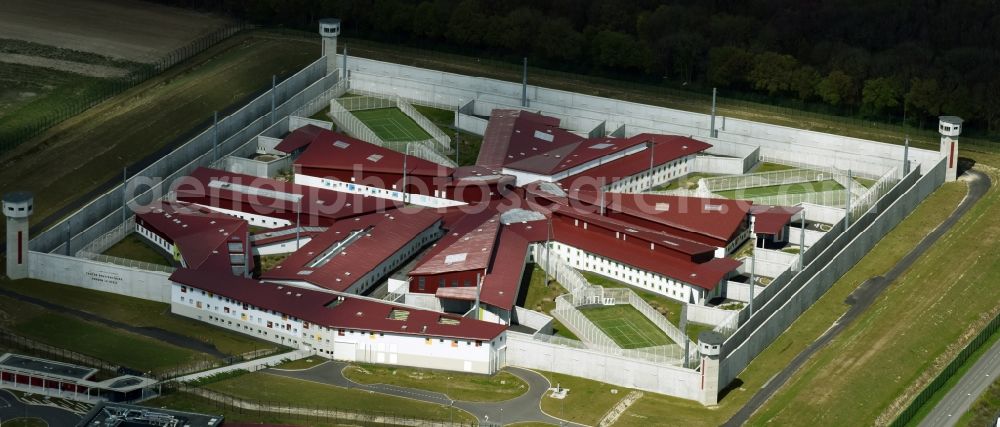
[
  {"xmin": 268, "ymin": 361, "xmax": 586, "ymax": 426},
  {"xmin": 919, "ymin": 336, "xmax": 1000, "ymax": 427},
  {"xmin": 0, "ymin": 389, "xmax": 82, "ymax": 425},
  {"xmin": 173, "ymin": 349, "xmax": 310, "ymax": 382},
  {"xmin": 724, "ymin": 170, "xmax": 991, "ymax": 426}
]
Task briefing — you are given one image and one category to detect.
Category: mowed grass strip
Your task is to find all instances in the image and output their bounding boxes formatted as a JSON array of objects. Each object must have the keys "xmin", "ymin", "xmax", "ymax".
[
  {"xmin": 520, "ymin": 264, "xmax": 579, "ymax": 340},
  {"xmin": 101, "ymin": 233, "xmax": 173, "ymax": 266},
  {"xmin": 343, "ymin": 363, "xmax": 528, "ymax": 402},
  {"xmin": 715, "ymin": 179, "xmax": 844, "ymax": 199},
  {"xmin": 0, "ymin": 279, "xmax": 273, "ymax": 357},
  {"xmin": 204, "ymin": 371, "xmax": 475, "ymax": 423},
  {"xmin": 144, "ymin": 391, "xmax": 364, "ymax": 427},
  {"xmin": 749, "ymin": 159, "xmax": 1000, "ymax": 426},
  {"xmin": 616, "ymin": 174, "xmax": 970, "ymax": 426},
  {"xmin": 580, "ymin": 305, "xmax": 672, "ymax": 348},
  {"xmin": 0, "ymin": 31, "xmax": 319, "ymax": 227},
  {"xmin": 11, "ymin": 311, "xmax": 196, "ymax": 373},
  {"xmin": 351, "ymin": 107, "xmax": 432, "ymax": 141},
  {"xmin": 538, "ymin": 370, "xmax": 631, "ymax": 426}
]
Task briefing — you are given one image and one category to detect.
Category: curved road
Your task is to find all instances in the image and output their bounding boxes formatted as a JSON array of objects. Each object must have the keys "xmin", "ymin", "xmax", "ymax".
[
  {"xmin": 0, "ymin": 389, "xmax": 82, "ymax": 425},
  {"xmin": 724, "ymin": 170, "xmax": 991, "ymax": 426},
  {"xmin": 267, "ymin": 362, "xmax": 586, "ymax": 426}
]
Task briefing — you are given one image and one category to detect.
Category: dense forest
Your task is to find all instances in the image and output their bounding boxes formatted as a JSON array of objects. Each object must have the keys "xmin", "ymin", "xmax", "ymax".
[{"xmin": 155, "ymin": 0, "xmax": 1000, "ymax": 135}]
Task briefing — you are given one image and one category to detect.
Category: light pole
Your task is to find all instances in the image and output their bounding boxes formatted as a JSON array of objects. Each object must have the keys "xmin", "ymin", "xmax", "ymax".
[{"xmin": 401, "ymin": 142, "xmax": 411, "ymax": 204}]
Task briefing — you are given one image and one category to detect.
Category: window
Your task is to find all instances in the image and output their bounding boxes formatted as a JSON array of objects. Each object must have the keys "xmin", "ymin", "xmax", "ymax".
[
  {"xmin": 475, "ymin": 341, "xmax": 482, "ymax": 347},
  {"xmin": 451, "ymin": 340, "xmax": 459, "ymax": 347},
  {"xmin": 418, "ymin": 277, "xmax": 425, "ymax": 291},
  {"xmin": 180, "ymin": 286, "xmax": 187, "ymax": 293}
]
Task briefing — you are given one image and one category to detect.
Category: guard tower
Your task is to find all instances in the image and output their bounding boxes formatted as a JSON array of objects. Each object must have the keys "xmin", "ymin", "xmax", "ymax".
[
  {"xmin": 698, "ymin": 330, "xmax": 724, "ymax": 406},
  {"xmin": 319, "ymin": 18, "xmax": 342, "ymax": 76},
  {"xmin": 939, "ymin": 116, "xmax": 962, "ymax": 182},
  {"xmin": 3, "ymin": 191, "xmax": 33, "ymax": 280}
]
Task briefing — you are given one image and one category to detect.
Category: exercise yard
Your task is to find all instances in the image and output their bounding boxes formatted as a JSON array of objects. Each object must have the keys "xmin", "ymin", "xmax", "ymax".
[
  {"xmin": 715, "ymin": 179, "xmax": 844, "ymax": 199},
  {"xmin": 579, "ymin": 305, "xmax": 672, "ymax": 349},
  {"xmin": 351, "ymin": 107, "xmax": 432, "ymax": 142}
]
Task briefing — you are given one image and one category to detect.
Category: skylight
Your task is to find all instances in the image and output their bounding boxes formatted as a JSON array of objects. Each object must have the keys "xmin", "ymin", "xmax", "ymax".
[
  {"xmin": 444, "ymin": 253, "xmax": 468, "ymax": 265},
  {"xmin": 333, "ymin": 140, "xmax": 350, "ymax": 149},
  {"xmin": 534, "ymin": 130, "xmax": 554, "ymax": 142},
  {"xmin": 366, "ymin": 154, "xmax": 383, "ymax": 162},
  {"xmin": 589, "ymin": 143, "xmax": 613, "ymax": 149}
]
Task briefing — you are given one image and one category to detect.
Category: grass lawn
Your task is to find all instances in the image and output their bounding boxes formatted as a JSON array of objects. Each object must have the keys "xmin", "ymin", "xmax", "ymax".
[
  {"xmin": 258, "ymin": 254, "xmax": 288, "ymax": 273},
  {"xmin": 579, "ymin": 305, "xmax": 673, "ymax": 348},
  {"xmin": 0, "ymin": 418, "xmax": 47, "ymax": 427},
  {"xmin": 748, "ymin": 156, "xmax": 1000, "ymax": 425},
  {"xmin": 351, "ymin": 107, "xmax": 432, "ymax": 142},
  {"xmin": 855, "ymin": 176, "xmax": 879, "ymax": 188},
  {"xmin": 754, "ymin": 162, "xmax": 798, "ymax": 173},
  {"xmin": 1, "ymin": 279, "xmax": 273, "ymax": 357},
  {"xmin": 537, "ymin": 370, "xmax": 630, "ymax": 426},
  {"xmin": 655, "ymin": 172, "xmax": 721, "ymax": 191},
  {"xmin": 274, "ymin": 356, "xmax": 329, "ymax": 370},
  {"xmin": 614, "ymin": 170, "xmax": 971, "ymax": 425},
  {"xmin": 909, "ymin": 328, "xmax": 1000, "ymax": 426},
  {"xmin": 101, "ymin": 233, "xmax": 173, "ymax": 266},
  {"xmin": 204, "ymin": 371, "xmax": 475, "ymax": 423},
  {"xmin": 0, "ymin": 30, "xmax": 319, "ymax": 228},
  {"xmin": 5, "ymin": 306, "xmax": 198, "ymax": 373},
  {"xmin": 414, "ymin": 104, "xmax": 484, "ymax": 166},
  {"xmin": 581, "ymin": 271, "xmax": 684, "ymax": 326},
  {"xmin": 144, "ymin": 391, "xmax": 353, "ymax": 427},
  {"xmin": 716, "ymin": 179, "xmax": 843, "ymax": 199},
  {"xmin": 308, "ymin": 108, "xmax": 331, "ymax": 122},
  {"xmin": 521, "ymin": 264, "xmax": 579, "ymax": 340},
  {"xmin": 343, "ymin": 363, "xmax": 528, "ymax": 402},
  {"xmin": 0, "ymin": 62, "xmax": 107, "ymax": 146}
]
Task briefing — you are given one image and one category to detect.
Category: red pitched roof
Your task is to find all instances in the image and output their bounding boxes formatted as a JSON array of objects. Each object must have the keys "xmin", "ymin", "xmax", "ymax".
[
  {"xmin": 477, "ymin": 110, "xmax": 581, "ymax": 170},
  {"xmin": 294, "ymin": 128, "xmax": 453, "ymax": 177},
  {"xmin": 175, "ymin": 167, "xmax": 401, "ymax": 225},
  {"xmin": 560, "ymin": 135, "xmax": 711, "ymax": 186},
  {"xmin": 479, "ymin": 229, "xmax": 530, "ymax": 309},
  {"xmin": 169, "ymin": 269, "xmax": 505, "ymax": 341},
  {"xmin": 750, "ymin": 205, "xmax": 803, "ymax": 235},
  {"xmin": 261, "ymin": 209, "xmax": 441, "ymax": 292},
  {"xmin": 274, "ymin": 124, "xmax": 325, "ymax": 154},
  {"xmin": 134, "ymin": 200, "xmax": 250, "ymax": 274},
  {"xmin": 410, "ymin": 212, "xmax": 501, "ymax": 276}
]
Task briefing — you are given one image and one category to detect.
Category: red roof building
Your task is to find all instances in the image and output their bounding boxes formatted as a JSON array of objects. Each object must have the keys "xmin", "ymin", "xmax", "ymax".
[{"xmin": 134, "ymin": 200, "xmax": 253, "ymax": 276}]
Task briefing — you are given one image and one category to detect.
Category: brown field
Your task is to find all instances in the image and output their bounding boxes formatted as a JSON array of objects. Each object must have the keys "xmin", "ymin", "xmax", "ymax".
[{"xmin": 0, "ymin": 0, "xmax": 229, "ymax": 63}]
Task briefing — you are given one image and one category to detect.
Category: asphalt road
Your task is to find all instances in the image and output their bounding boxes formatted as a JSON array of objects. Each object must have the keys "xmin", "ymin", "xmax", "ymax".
[
  {"xmin": 723, "ymin": 170, "xmax": 991, "ymax": 426},
  {"xmin": 0, "ymin": 389, "xmax": 82, "ymax": 425},
  {"xmin": 919, "ymin": 337, "xmax": 1000, "ymax": 427},
  {"xmin": 267, "ymin": 361, "xmax": 586, "ymax": 426}
]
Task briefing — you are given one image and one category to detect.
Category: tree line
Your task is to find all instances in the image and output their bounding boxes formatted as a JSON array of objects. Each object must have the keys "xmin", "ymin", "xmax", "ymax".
[{"xmin": 155, "ymin": 0, "xmax": 1000, "ymax": 135}]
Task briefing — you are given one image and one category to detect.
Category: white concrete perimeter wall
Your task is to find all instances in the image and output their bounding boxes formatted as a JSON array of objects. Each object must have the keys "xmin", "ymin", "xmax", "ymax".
[
  {"xmin": 457, "ymin": 113, "xmax": 488, "ymax": 135},
  {"xmin": 737, "ymin": 257, "xmax": 788, "ymax": 278},
  {"xmin": 341, "ymin": 55, "xmax": 941, "ymax": 174},
  {"xmin": 289, "ymin": 116, "xmax": 333, "ymax": 132},
  {"xmin": 686, "ymin": 304, "xmax": 738, "ymax": 326},
  {"xmin": 507, "ymin": 332, "xmax": 703, "ymax": 400},
  {"xmin": 800, "ymin": 202, "xmax": 846, "ymax": 224},
  {"xmin": 28, "ymin": 252, "xmax": 171, "ymax": 302},
  {"xmin": 725, "ymin": 281, "xmax": 766, "ymax": 304},
  {"xmin": 787, "ymin": 227, "xmax": 825, "ymax": 247},
  {"xmin": 693, "ymin": 156, "xmax": 746, "ymax": 175}
]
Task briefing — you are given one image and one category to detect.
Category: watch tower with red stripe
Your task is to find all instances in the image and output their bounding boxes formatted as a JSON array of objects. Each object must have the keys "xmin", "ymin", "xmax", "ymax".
[
  {"xmin": 3, "ymin": 191, "xmax": 32, "ymax": 280},
  {"xmin": 939, "ymin": 116, "xmax": 962, "ymax": 182}
]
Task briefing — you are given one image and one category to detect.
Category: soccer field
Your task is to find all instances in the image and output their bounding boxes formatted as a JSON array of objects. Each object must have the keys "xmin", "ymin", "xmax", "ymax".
[
  {"xmin": 352, "ymin": 107, "xmax": 433, "ymax": 142},
  {"xmin": 715, "ymin": 179, "xmax": 844, "ymax": 199},
  {"xmin": 580, "ymin": 305, "xmax": 673, "ymax": 349}
]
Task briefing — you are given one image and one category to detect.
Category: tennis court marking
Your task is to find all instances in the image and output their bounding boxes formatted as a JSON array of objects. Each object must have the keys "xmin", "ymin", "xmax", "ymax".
[
  {"xmin": 352, "ymin": 108, "xmax": 431, "ymax": 142},
  {"xmin": 583, "ymin": 306, "xmax": 670, "ymax": 349}
]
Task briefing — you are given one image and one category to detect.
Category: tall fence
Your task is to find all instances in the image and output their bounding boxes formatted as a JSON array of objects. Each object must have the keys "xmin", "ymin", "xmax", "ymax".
[
  {"xmin": 719, "ymin": 158, "xmax": 944, "ymax": 385},
  {"xmin": 702, "ymin": 168, "xmax": 845, "ymax": 193},
  {"xmin": 29, "ymin": 56, "xmax": 335, "ymax": 256},
  {"xmin": 1, "ymin": 22, "xmax": 252, "ymax": 152},
  {"xmin": 889, "ymin": 309, "xmax": 1000, "ymax": 427}
]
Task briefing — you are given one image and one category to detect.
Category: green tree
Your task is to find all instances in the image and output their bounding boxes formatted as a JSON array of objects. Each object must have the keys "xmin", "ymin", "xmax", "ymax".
[
  {"xmin": 816, "ymin": 70, "xmax": 856, "ymax": 107},
  {"xmin": 591, "ymin": 30, "xmax": 648, "ymax": 72},
  {"xmin": 707, "ymin": 46, "xmax": 753, "ymax": 87},
  {"xmin": 861, "ymin": 77, "xmax": 903, "ymax": 116},
  {"xmin": 789, "ymin": 66, "xmax": 820, "ymax": 101},
  {"xmin": 445, "ymin": 0, "xmax": 489, "ymax": 46},
  {"xmin": 748, "ymin": 52, "xmax": 799, "ymax": 96},
  {"xmin": 906, "ymin": 77, "xmax": 943, "ymax": 119},
  {"xmin": 532, "ymin": 19, "xmax": 584, "ymax": 63}
]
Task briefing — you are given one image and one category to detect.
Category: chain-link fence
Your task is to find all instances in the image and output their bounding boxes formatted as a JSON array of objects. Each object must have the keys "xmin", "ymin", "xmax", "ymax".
[{"xmin": 701, "ymin": 168, "xmax": 842, "ymax": 193}]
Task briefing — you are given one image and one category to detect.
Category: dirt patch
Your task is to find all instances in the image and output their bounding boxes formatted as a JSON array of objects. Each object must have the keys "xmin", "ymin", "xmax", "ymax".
[
  {"xmin": 0, "ymin": 0, "xmax": 229, "ymax": 63},
  {"xmin": 0, "ymin": 53, "xmax": 129, "ymax": 78}
]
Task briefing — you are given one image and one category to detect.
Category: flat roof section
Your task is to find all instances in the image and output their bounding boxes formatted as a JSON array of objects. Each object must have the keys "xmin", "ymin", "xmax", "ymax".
[
  {"xmin": 77, "ymin": 402, "xmax": 223, "ymax": 427},
  {"xmin": 0, "ymin": 353, "xmax": 96, "ymax": 381}
]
